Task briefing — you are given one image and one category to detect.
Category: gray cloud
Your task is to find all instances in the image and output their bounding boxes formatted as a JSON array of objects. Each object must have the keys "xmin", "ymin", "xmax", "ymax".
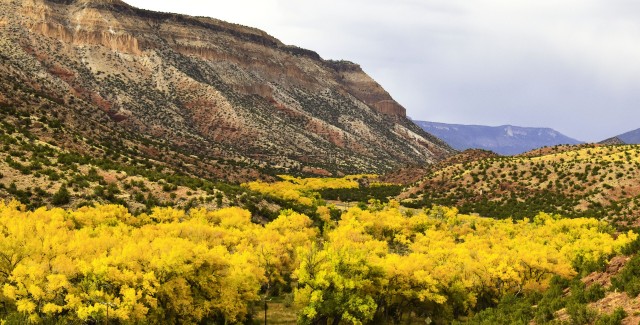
[{"xmin": 126, "ymin": 0, "xmax": 640, "ymax": 142}]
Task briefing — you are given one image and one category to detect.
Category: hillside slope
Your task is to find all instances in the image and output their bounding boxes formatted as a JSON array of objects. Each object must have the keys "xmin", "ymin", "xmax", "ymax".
[
  {"xmin": 414, "ymin": 121, "xmax": 582, "ymax": 155},
  {"xmin": 0, "ymin": 0, "xmax": 454, "ymax": 180},
  {"xmin": 401, "ymin": 144, "xmax": 640, "ymax": 228},
  {"xmin": 616, "ymin": 128, "xmax": 640, "ymax": 144},
  {"xmin": 600, "ymin": 136, "xmax": 627, "ymax": 145}
]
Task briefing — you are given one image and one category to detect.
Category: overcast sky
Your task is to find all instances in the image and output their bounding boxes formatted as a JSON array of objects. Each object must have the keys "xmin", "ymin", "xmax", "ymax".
[{"xmin": 126, "ymin": 0, "xmax": 640, "ymax": 142}]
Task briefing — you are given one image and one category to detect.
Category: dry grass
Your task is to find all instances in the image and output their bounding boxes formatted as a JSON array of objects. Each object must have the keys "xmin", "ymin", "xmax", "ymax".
[{"xmin": 251, "ymin": 302, "xmax": 297, "ymax": 325}]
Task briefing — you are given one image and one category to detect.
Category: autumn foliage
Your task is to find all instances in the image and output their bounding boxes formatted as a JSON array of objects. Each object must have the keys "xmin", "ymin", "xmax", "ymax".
[
  {"xmin": 243, "ymin": 175, "xmax": 366, "ymax": 205},
  {"xmin": 294, "ymin": 203, "xmax": 635, "ymax": 323},
  {"xmin": 0, "ymin": 201, "xmax": 316, "ymax": 324},
  {"xmin": 0, "ymin": 200, "xmax": 635, "ymax": 324}
]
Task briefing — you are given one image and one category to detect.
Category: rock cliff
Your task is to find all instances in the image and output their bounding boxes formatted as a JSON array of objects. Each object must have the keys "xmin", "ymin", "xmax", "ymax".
[{"xmin": 0, "ymin": 0, "xmax": 454, "ymax": 178}]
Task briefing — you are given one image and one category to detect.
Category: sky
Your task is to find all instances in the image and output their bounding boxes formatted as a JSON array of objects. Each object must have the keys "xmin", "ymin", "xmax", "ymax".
[{"xmin": 125, "ymin": 0, "xmax": 640, "ymax": 142}]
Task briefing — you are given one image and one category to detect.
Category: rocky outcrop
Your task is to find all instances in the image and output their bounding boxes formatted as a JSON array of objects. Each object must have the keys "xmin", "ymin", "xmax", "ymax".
[
  {"xmin": 599, "ymin": 136, "xmax": 626, "ymax": 145},
  {"xmin": 328, "ymin": 60, "xmax": 407, "ymax": 117},
  {"xmin": 372, "ymin": 100, "xmax": 406, "ymax": 117},
  {"xmin": 0, "ymin": 0, "xmax": 454, "ymax": 176},
  {"xmin": 30, "ymin": 21, "xmax": 142, "ymax": 54}
]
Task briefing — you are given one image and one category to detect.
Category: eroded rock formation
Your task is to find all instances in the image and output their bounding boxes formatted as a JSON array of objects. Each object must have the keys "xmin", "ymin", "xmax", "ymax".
[{"xmin": 0, "ymin": 0, "xmax": 454, "ymax": 176}]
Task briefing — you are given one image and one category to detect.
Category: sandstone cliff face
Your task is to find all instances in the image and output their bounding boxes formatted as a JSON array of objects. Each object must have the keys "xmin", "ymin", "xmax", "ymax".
[
  {"xmin": 327, "ymin": 60, "xmax": 406, "ymax": 117},
  {"xmin": 0, "ymin": 0, "xmax": 454, "ymax": 177}
]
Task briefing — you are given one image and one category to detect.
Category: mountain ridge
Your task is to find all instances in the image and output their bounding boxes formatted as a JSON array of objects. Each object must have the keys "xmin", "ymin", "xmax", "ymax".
[
  {"xmin": 0, "ymin": 0, "xmax": 454, "ymax": 180},
  {"xmin": 600, "ymin": 136, "xmax": 627, "ymax": 145},
  {"xmin": 615, "ymin": 128, "xmax": 640, "ymax": 144},
  {"xmin": 414, "ymin": 120, "xmax": 582, "ymax": 155}
]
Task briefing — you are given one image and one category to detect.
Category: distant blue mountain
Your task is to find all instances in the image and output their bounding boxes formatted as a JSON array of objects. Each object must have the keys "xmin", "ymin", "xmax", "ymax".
[
  {"xmin": 414, "ymin": 121, "xmax": 583, "ymax": 156},
  {"xmin": 616, "ymin": 128, "xmax": 640, "ymax": 144}
]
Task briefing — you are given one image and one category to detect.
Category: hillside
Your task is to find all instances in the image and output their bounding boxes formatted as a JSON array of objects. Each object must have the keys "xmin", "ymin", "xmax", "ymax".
[
  {"xmin": 0, "ymin": 0, "xmax": 454, "ymax": 180},
  {"xmin": 414, "ymin": 121, "xmax": 582, "ymax": 155},
  {"xmin": 0, "ymin": 116, "xmax": 320, "ymax": 220},
  {"xmin": 400, "ymin": 144, "xmax": 640, "ymax": 228},
  {"xmin": 616, "ymin": 128, "xmax": 640, "ymax": 144},
  {"xmin": 599, "ymin": 136, "xmax": 626, "ymax": 145}
]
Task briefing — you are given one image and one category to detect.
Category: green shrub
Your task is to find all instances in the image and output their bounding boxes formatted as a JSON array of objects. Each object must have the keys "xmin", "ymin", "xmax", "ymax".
[
  {"xmin": 611, "ymin": 255, "xmax": 640, "ymax": 297},
  {"xmin": 533, "ymin": 276, "xmax": 570, "ymax": 323},
  {"xmin": 594, "ymin": 307, "xmax": 626, "ymax": 325},
  {"xmin": 464, "ymin": 294, "xmax": 535, "ymax": 325},
  {"xmin": 566, "ymin": 300, "xmax": 597, "ymax": 325},
  {"xmin": 52, "ymin": 185, "xmax": 70, "ymax": 205},
  {"xmin": 585, "ymin": 283, "xmax": 606, "ymax": 302}
]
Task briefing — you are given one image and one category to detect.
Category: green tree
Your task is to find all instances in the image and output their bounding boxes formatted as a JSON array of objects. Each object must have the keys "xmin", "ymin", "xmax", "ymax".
[{"xmin": 51, "ymin": 185, "xmax": 70, "ymax": 205}]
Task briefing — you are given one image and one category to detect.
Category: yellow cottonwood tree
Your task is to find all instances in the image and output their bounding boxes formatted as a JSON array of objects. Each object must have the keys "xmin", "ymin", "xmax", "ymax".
[
  {"xmin": 0, "ymin": 197, "xmax": 635, "ymax": 324},
  {"xmin": 0, "ymin": 201, "xmax": 318, "ymax": 324},
  {"xmin": 293, "ymin": 204, "xmax": 636, "ymax": 324}
]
